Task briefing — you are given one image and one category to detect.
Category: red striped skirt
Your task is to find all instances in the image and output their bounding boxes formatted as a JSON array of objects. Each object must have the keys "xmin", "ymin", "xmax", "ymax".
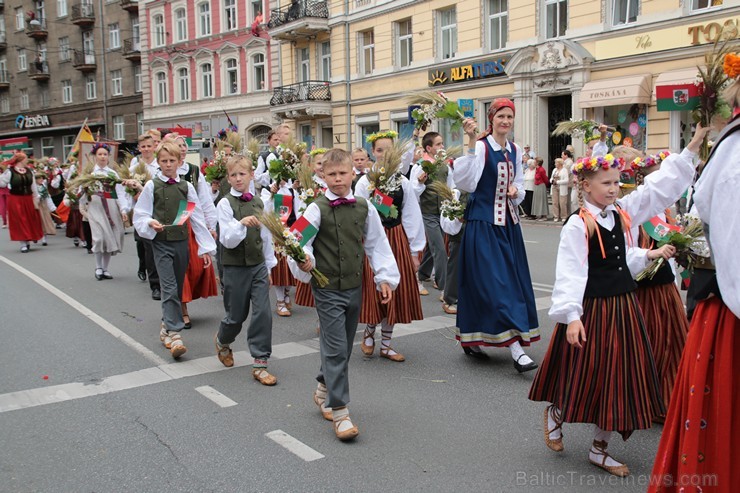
[
  {"xmin": 182, "ymin": 223, "xmax": 218, "ymax": 303},
  {"xmin": 648, "ymin": 297, "xmax": 740, "ymax": 493},
  {"xmin": 359, "ymin": 224, "xmax": 423, "ymax": 326},
  {"xmin": 271, "ymin": 253, "xmax": 295, "ymax": 287},
  {"xmin": 294, "ymin": 281, "xmax": 315, "ymax": 307},
  {"xmin": 636, "ymin": 282, "xmax": 689, "ymax": 414},
  {"xmin": 8, "ymin": 194, "xmax": 43, "ymax": 242},
  {"xmin": 66, "ymin": 207, "xmax": 85, "ymax": 239},
  {"xmin": 528, "ymin": 292, "xmax": 664, "ymax": 440}
]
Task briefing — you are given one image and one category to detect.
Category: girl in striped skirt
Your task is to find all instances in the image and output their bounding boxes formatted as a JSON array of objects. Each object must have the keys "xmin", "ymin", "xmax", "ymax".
[
  {"xmin": 353, "ymin": 134, "xmax": 425, "ymax": 362},
  {"xmin": 528, "ymin": 124, "xmax": 707, "ymax": 477}
]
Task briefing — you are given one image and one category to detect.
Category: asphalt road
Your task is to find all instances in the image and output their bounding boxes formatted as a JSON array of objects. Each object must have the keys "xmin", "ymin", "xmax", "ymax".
[{"xmin": 0, "ymin": 221, "xmax": 665, "ymax": 492}]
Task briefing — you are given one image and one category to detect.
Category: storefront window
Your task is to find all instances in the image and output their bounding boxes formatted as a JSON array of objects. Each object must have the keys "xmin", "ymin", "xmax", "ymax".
[
  {"xmin": 41, "ymin": 137, "xmax": 54, "ymax": 157},
  {"xmin": 602, "ymin": 104, "xmax": 647, "ymax": 152},
  {"xmin": 62, "ymin": 135, "xmax": 75, "ymax": 161},
  {"xmin": 395, "ymin": 120, "xmax": 414, "ymax": 142}
]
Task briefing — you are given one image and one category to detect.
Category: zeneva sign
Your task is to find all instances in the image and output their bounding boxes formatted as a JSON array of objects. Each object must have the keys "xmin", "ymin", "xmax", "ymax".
[{"xmin": 15, "ymin": 114, "xmax": 52, "ymax": 129}]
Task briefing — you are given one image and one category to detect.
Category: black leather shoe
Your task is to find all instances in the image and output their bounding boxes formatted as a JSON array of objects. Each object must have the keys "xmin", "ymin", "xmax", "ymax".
[
  {"xmin": 514, "ymin": 354, "xmax": 538, "ymax": 373},
  {"xmin": 463, "ymin": 346, "xmax": 488, "ymax": 358},
  {"xmin": 137, "ymin": 270, "xmax": 147, "ymax": 281},
  {"xmin": 151, "ymin": 288, "xmax": 161, "ymax": 301},
  {"xmin": 95, "ymin": 270, "xmax": 104, "ymax": 281}
]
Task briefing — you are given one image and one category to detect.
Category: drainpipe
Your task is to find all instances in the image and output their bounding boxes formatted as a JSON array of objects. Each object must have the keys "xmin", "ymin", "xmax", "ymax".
[
  {"xmin": 344, "ymin": 0, "xmax": 350, "ymax": 149},
  {"xmin": 98, "ymin": 0, "xmax": 109, "ymax": 137}
]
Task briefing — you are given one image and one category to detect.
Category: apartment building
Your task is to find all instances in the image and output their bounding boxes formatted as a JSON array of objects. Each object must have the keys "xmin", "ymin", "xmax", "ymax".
[
  {"xmin": 0, "ymin": 0, "xmax": 144, "ymax": 157},
  {"xmin": 268, "ymin": 0, "xmax": 739, "ymax": 164},
  {"xmin": 140, "ymin": 0, "xmax": 276, "ymax": 148}
]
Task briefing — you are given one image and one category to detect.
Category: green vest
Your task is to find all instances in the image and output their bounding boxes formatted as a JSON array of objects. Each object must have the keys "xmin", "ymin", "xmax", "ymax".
[
  {"xmin": 221, "ymin": 194, "xmax": 266, "ymax": 267},
  {"xmin": 420, "ymin": 164, "xmax": 449, "ymax": 215},
  {"xmin": 153, "ymin": 178, "xmax": 189, "ymax": 241},
  {"xmin": 312, "ymin": 195, "xmax": 367, "ymax": 290}
]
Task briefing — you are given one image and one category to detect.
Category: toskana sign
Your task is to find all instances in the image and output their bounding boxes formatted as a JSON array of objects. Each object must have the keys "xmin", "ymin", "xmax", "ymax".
[
  {"xmin": 428, "ymin": 57, "xmax": 509, "ymax": 86},
  {"xmin": 15, "ymin": 114, "xmax": 52, "ymax": 129}
]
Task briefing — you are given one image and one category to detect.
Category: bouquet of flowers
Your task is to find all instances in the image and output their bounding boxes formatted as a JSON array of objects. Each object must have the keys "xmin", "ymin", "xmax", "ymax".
[
  {"xmin": 269, "ymin": 138, "xmax": 307, "ymax": 182},
  {"xmin": 295, "ymin": 162, "xmax": 325, "ymax": 211},
  {"xmin": 635, "ymin": 213, "xmax": 709, "ymax": 281},
  {"xmin": 259, "ymin": 212, "xmax": 328, "ymax": 287},
  {"xmin": 428, "ymin": 181, "xmax": 465, "ymax": 221},
  {"xmin": 420, "ymin": 146, "xmax": 461, "ymax": 180},
  {"xmin": 244, "ymin": 138, "xmax": 261, "ymax": 164},
  {"xmin": 365, "ymin": 139, "xmax": 408, "ymax": 219},
  {"xmin": 407, "ymin": 91, "xmax": 466, "ymax": 134}
]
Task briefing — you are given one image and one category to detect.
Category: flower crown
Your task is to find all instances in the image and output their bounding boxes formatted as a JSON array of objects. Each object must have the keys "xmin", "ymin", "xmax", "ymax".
[
  {"xmin": 572, "ymin": 153, "xmax": 625, "ymax": 175},
  {"xmin": 309, "ymin": 148, "xmax": 328, "ymax": 157},
  {"xmin": 724, "ymin": 53, "xmax": 740, "ymax": 79},
  {"xmin": 366, "ymin": 130, "xmax": 398, "ymax": 144},
  {"xmin": 631, "ymin": 151, "xmax": 670, "ymax": 171},
  {"xmin": 91, "ymin": 142, "xmax": 111, "ymax": 154}
]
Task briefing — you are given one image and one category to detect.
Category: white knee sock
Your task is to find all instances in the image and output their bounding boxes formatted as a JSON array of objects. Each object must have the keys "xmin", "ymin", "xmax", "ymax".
[
  {"xmin": 547, "ymin": 406, "xmax": 562, "ymax": 440},
  {"xmin": 283, "ymin": 286, "xmax": 291, "ymax": 303},
  {"xmin": 94, "ymin": 252, "xmax": 104, "ymax": 270},
  {"xmin": 509, "ymin": 341, "xmax": 534, "ymax": 365},
  {"xmin": 590, "ymin": 426, "xmax": 623, "ymax": 467},
  {"xmin": 274, "ymin": 286, "xmax": 285, "ymax": 301},
  {"xmin": 380, "ymin": 319, "xmax": 398, "ymax": 355},
  {"xmin": 364, "ymin": 324, "xmax": 376, "ymax": 346},
  {"xmin": 101, "ymin": 253, "xmax": 111, "ymax": 271}
]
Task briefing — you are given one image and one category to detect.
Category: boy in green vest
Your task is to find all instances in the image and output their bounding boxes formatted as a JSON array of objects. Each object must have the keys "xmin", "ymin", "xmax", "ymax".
[
  {"xmin": 291, "ymin": 148, "xmax": 400, "ymax": 441},
  {"xmin": 133, "ymin": 141, "xmax": 217, "ymax": 359},
  {"xmin": 214, "ymin": 155, "xmax": 278, "ymax": 385}
]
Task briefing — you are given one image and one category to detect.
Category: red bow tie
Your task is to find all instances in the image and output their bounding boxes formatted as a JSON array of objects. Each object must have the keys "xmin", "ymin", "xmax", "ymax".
[
  {"xmin": 329, "ymin": 197, "xmax": 356, "ymax": 208},
  {"xmin": 240, "ymin": 192, "xmax": 254, "ymax": 202},
  {"xmin": 166, "ymin": 178, "xmax": 177, "ymax": 184}
]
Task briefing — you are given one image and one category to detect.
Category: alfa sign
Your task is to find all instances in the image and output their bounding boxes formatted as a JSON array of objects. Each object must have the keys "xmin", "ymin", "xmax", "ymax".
[
  {"xmin": 15, "ymin": 114, "xmax": 52, "ymax": 129},
  {"xmin": 428, "ymin": 57, "xmax": 509, "ymax": 87}
]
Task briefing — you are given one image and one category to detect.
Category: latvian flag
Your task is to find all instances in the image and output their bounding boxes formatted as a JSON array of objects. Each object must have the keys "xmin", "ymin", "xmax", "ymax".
[
  {"xmin": 274, "ymin": 194, "xmax": 293, "ymax": 223},
  {"xmin": 372, "ymin": 189, "xmax": 393, "ymax": 217},
  {"xmin": 642, "ymin": 216, "xmax": 680, "ymax": 242},
  {"xmin": 289, "ymin": 215, "xmax": 318, "ymax": 247},
  {"xmin": 656, "ymin": 84, "xmax": 700, "ymax": 112},
  {"xmin": 172, "ymin": 200, "xmax": 196, "ymax": 226}
]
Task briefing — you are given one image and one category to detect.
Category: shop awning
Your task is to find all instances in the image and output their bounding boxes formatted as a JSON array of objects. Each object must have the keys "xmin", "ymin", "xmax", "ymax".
[
  {"xmin": 652, "ymin": 67, "xmax": 700, "ymax": 100},
  {"xmin": 579, "ymin": 75, "xmax": 652, "ymax": 108}
]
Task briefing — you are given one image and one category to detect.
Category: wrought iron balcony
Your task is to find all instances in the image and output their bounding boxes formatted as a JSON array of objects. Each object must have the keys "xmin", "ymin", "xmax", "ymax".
[
  {"xmin": 71, "ymin": 3, "xmax": 95, "ymax": 26},
  {"xmin": 270, "ymin": 80, "xmax": 331, "ymax": 120},
  {"xmin": 25, "ymin": 18, "xmax": 48, "ymax": 39},
  {"xmin": 123, "ymin": 38, "xmax": 141, "ymax": 61},
  {"xmin": 0, "ymin": 70, "xmax": 9, "ymax": 89},
  {"xmin": 267, "ymin": 1, "xmax": 329, "ymax": 41},
  {"xmin": 73, "ymin": 49, "xmax": 96, "ymax": 72},
  {"xmin": 120, "ymin": 0, "xmax": 138, "ymax": 12},
  {"xmin": 28, "ymin": 61, "xmax": 50, "ymax": 81}
]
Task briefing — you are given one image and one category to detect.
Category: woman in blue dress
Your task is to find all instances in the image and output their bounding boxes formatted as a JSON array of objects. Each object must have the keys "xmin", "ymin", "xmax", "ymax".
[{"xmin": 452, "ymin": 99, "xmax": 539, "ymax": 372}]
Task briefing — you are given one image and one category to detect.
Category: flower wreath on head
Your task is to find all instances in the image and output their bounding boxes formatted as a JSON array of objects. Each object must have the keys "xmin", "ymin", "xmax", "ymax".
[
  {"xmin": 631, "ymin": 151, "xmax": 670, "ymax": 172},
  {"xmin": 309, "ymin": 148, "xmax": 328, "ymax": 157},
  {"xmin": 91, "ymin": 142, "xmax": 111, "ymax": 154},
  {"xmin": 366, "ymin": 130, "xmax": 398, "ymax": 145},
  {"xmin": 572, "ymin": 153, "xmax": 625, "ymax": 175}
]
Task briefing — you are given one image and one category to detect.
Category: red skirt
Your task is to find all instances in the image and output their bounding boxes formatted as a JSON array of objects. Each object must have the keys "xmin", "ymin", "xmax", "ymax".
[
  {"xmin": 271, "ymin": 253, "xmax": 295, "ymax": 287},
  {"xmin": 66, "ymin": 207, "xmax": 85, "ymax": 239},
  {"xmin": 359, "ymin": 224, "xmax": 423, "ymax": 326},
  {"xmin": 8, "ymin": 194, "xmax": 43, "ymax": 242},
  {"xmin": 648, "ymin": 297, "xmax": 740, "ymax": 493},
  {"xmin": 528, "ymin": 292, "xmax": 664, "ymax": 440},
  {"xmin": 294, "ymin": 281, "xmax": 315, "ymax": 307},
  {"xmin": 637, "ymin": 282, "xmax": 689, "ymax": 415},
  {"xmin": 181, "ymin": 223, "xmax": 218, "ymax": 303}
]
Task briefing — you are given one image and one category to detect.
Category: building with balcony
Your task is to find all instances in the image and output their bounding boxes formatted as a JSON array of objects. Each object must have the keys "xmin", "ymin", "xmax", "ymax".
[
  {"xmin": 141, "ymin": 0, "xmax": 278, "ymax": 152},
  {"xmin": 0, "ymin": 1, "xmax": 144, "ymax": 158},
  {"xmin": 269, "ymin": 0, "xmax": 739, "ymax": 163}
]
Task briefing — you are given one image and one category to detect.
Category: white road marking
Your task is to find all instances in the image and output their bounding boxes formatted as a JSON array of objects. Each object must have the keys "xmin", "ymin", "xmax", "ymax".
[
  {"xmin": 0, "ymin": 254, "xmax": 168, "ymax": 367},
  {"xmin": 524, "ymin": 240, "xmax": 538, "ymax": 244},
  {"xmin": 194, "ymin": 386, "xmax": 238, "ymax": 408},
  {"xmin": 265, "ymin": 430, "xmax": 325, "ymax": 462}
]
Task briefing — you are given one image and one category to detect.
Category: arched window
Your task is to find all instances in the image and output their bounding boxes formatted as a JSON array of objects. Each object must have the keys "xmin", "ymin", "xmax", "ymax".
[
  {"xmin": 225, "ymin": 58, "xmax": 238, "ymax": 95},
  {"xmin": 251, "ymin": 53, "xmax": 265, "ymax": 91},
  {"xmin": 152, "ymin": 14, "xmax": 165, "ymax": 47},
  {"xmin": 177, "ymin": 67, "xmax": 189, "ymax": 101},
  {"xmin": 155, "ymin": 71, "xmax": 168, "ymax": 105},
  {"xmin": 198, "ymin": 2, "xmax": 211, "ymax": 37},
  {"xmin": 201, "ymin": 62, "xmax": 213, "ymax": 98},
  {"xmin": 174, "ymin": 8, "xmax": 187, "ymax": 42}
]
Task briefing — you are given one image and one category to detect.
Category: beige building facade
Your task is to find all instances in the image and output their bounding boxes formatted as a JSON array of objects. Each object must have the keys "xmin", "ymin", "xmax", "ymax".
[{"xmin": 268, "ymin": 0, "xmax": 740, "ymax": 165}]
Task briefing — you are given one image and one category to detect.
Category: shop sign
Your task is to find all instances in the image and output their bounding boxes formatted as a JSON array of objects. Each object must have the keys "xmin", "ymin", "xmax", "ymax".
[
  {"xmin": 458, "ymin": 99, "xmax": 474, "ymax": 117},
  {"xmin": 688, "ymin": 19, "xmax": 739, "ymax": 46},
  {"xmin": 428, "ymin": 57, "xmax": 509, "ymax": 87},
  {"xmin": 15, "ymin": 114, "xmax": 51, "ymax": 129}
]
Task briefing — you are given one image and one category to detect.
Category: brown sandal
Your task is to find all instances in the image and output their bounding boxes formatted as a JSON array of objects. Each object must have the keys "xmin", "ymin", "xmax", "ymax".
[
  {"xmin": 313, "ymin": 391, "xmax": 333, "ymax": 421},
  {"xmin": 544, "ymin": 405, "xmax": 564, "ymax": 452},
  {"xmin": 361, "ymin": 327, "xmax": 375, "ymax": 356},
  {"xmin": 252, "ymin": 368, "xmax": 277, "ymax": 386},
  {"xmin": 333, "ymin": 414, "xmax": 359, "ymax": 441},
  {"xmin": 589, "ymin": 440, "xmax": 630, "ymax": 477}
]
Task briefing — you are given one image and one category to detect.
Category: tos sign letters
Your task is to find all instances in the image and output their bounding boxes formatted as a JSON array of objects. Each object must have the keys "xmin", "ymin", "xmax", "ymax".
[{"xmin": 15, "ymin": 114, "xmax": 52, "ymax": 129}]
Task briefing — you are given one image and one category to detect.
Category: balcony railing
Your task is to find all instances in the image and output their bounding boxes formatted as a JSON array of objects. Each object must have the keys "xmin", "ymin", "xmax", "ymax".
[
  {"xmin": 120, "ymin": 0, "xmax": 138, "ymax": 12},
  {"xmin": 267, "ymin": 1, "xmax": 329, "ymax": 40},
  {"xmin": 270, "ymin": 80, "xmax": 331, "ymax": 120},
  {"xmin": 28, "ymin": 60, "xmax": 50, "ymax": 80},
  {"xmin": 25, "ymin": 18, "xmax": 48, "ymax": 38},
  {"xmin": 71, "ymin": 3, "xmax": 95, "ymax": 26},
  {"xmin": 0, "ymin": 70, "xmax": 9, "ymax": 89},
  {"xmin": 73, "ymin": 49, "xmax": 96, "ymax": 71},
  {"xmin": 122, "ymin": 38, "xmax": 141, "ymax": 60}
]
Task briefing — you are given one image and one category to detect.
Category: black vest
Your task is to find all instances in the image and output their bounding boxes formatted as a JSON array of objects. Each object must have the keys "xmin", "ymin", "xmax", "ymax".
[
  {"xmin": 380, "ymin": 185, "xmax": 404, "ymax": 229},
  {"xmin": 9, "ymin": 169, "xmax": 33, "ymax": 195},
  {"xmin": 179, "ymin": 163, "xmax": 200, "ymax": 186}
]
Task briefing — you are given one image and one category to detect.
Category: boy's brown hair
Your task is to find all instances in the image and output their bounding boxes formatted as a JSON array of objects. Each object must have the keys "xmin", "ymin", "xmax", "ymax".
[
  {"xmin": 322, "ymin": 148, "xmax": 351, "ymax": 169},
  {"xmin": 156, "ymin": 141, "xmax": 181, "ymax": 161},
  {"xmin": 226, "ymin": 155, "xmax": 254, "ymax": 173},
  {"xmin": 138, "ymin": 133, "xmax": 155, "ymax": 144}
]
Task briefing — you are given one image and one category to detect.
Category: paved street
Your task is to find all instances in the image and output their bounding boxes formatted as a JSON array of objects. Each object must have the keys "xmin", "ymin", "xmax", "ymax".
[{"xmin": 0, "ymin": 222, "xmax": 664, "ymax": 492}]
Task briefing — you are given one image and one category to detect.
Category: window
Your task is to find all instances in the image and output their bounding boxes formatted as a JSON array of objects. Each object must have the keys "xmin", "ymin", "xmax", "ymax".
[
  {"xmin": 113, "ymin": 116, "xmax": 125, "ymax": 140},
  {"xmin": 15, "ymin": 8, "xmax": 25, "ymax": 30},
  {"xmin": 439, "ymin": 9, "xmax": 457, "ymax": 60},
  {"xmin": 134, "ymin": 65, "xmax": 142, "ymax": 93},
  {"xmin": 300, "ymin": 124, "xmax": 313, "ymax": 149},
  {"xmin": 0, "ymin": 96, "xmax": 9, "ymax": 114},
  {"xmin": 488, "ymin": 0, "xmax": 508, "ymax": 50},
  {"xmin": 225, "ymin": 58, "xmax": 238, "ymax": 95},
  {"xmin": 250, "ymin": 0, "xmax": 262, "ymax": 19},
  {"xmin": 20, "ymin": 89, "xmax": 29, "ymax": 110},
  {"xmin": 177, "ymin": 67, "xmax": 190, "ymax": 101},
  {"xmin": 692, "ymin": 0, "xmax": 721, "ymax": 10},
  {"xmin": 41, "ymin": 137, "xmax": 54, "ymax": 157},
  {"xmin": 18, "ymin": 49, "xmax": 27, "ymax": 71},
  {"xmin": 175, "ymin": 8, "xmax": 187, "ymax": 42},
  {"xmin": 59, "ymin": 37, "xmax": 70, "ymax": 61},
  {"xmin": 198, "ymin": 3, "xmax": 211, "ymax": 37},
  {"xmin": 109, "ymin": 23, "xmax": 120, "ymax": 49},
  {"xmin": 613, "ymin": 0, "xmax": 638, "ymax": 26},
  {"xmin": 62, "ymin": 79, "xmax": 73, "ymax": 103},
  {"xmin": 360, "ymin": 123, "xmax": 380, "ymax": 156},
  {"xmin": 41, "ymin": 88, "xmax": 49, "ymax": 108},
  {"xmin": 132, "ymin": 16, "xmax": 140, "ymax": 45},
  {"xmin": 600, "ymin": 104, "xmax": 647, "ymax": 151},
  {"xmin": 83, "ymin": 30, "xmax": 94, "ymax": 61},
  {"xmin": 298, "ymin": 47, "xmax": 310, "ymax": 81},
  {"xmin": 201, "ymin": 63, "xmax": 213, "ymax": 98},
  {"xmin": 152, "ymin": 14, "xmax": 165, "ymax": 47},
  {"xmin": 396, "ymin": 20, "xmax": 413, "ymax": 68},
  {"xmin": 545, "ymin": 0, "xmax": 567, "ymax": 38},
  {"xmin": 252, "ymin": 53, "xmax": 265, "ymax": 90},
  {"xmin": 111, "ymin": 69, "xmax": 122, "ymax": 96},
  {"xmin": 440, "ymin": 117, "xmax": 464, "ymax": 149},
  {"xmin": 137, "ymin": 113, "xmax": 144, "ymax": 136},
  {"xmin": 359, "ymin": 30, "xmax": 374, "ymax": 75},
  {"xmin": 86, "ymin": 75, "xmax": 97, "ymax": 100},
  {"xmin": 57, "ymin": 0, "xmax": 68, "ymax": 17},
  {"xmin": 224, "ymin": 0, "xmax": 237, "ymax": 31},
  {"xmin": 155, "ymin": 71, "xmax": 168, "ymax": 104},
  {"xmin": 320, "ymin": 42, "xmax": 331, "ymax": 80},
  {"xmin": 38, "ymin": 42, "xmax": 47, "ymax": 62},
  {"xmin": 394, "ymin": 119, "xmax": 414, "ymax": 142},
  {"xmin": 63, "ymin": 135, "xmax": 76, "ymax": 160}
]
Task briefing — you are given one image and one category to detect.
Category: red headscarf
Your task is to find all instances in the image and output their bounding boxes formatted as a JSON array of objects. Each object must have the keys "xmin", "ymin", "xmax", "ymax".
[
  {"xmin": 4, "ymin": 152, "xmax": 28, "ymax": 166},
  {"xmin": 482, "ymin": 98, "xmax": 515, "ymax": 138}
]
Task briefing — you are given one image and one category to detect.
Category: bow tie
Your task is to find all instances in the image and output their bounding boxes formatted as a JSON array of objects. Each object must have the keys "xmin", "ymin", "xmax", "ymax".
[
  {"xmin": 329, "ymin": 197, "xmax": 356, "ymax": 208},
  {"xmin": 166, "ymin": 178, "xmax": 177, "ymax": 184},
  {"xmin": 239, "ymin": 192, "xmax": 254, "ymax": 202}
]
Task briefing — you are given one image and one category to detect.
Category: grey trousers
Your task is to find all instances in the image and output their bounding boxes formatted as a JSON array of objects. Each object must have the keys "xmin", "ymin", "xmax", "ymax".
[
  {"xmin": 141, "ymin": 236, "xmax": 160, "ymax": 291},
  {"xmin": 151, "ymin": 239, "xmax": 189, "ymax": 332},
  {"xmin": 418, "ymin": 213, "xmax": 448, "ymax": 290},
  {"xmin": 218, "ymin": 263, "xmax": 273, "ymax": 361},
  {"xmin": 443, "ymin": 239, "xmax": 461, "ymax": 305},
  {"xmin": 313, "ymin": 286, "xmax": 362, "ymax": 408}
]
